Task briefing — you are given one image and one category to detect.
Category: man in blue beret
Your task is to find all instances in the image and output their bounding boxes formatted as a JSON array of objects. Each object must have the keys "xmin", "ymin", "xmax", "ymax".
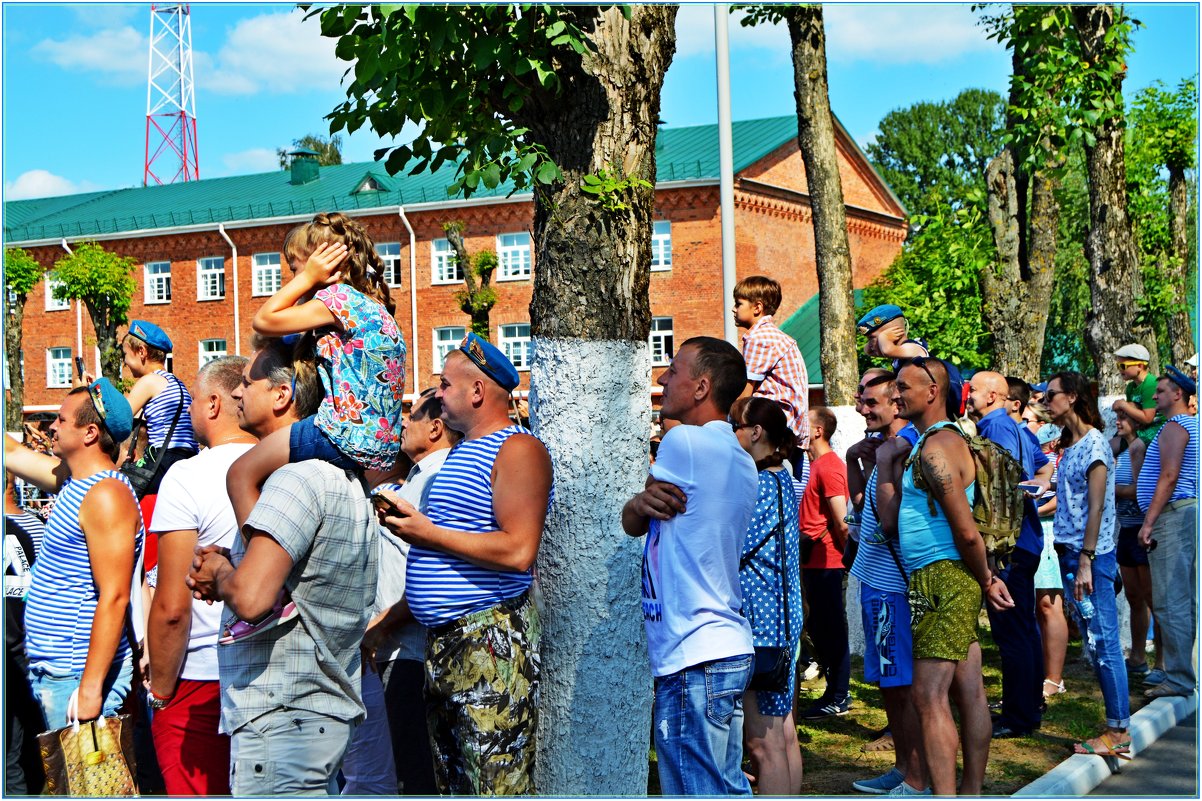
[
  {"xmin": 376, "ymin": 332, "xmax": 551, "ymax": 794},
  {"xmin": 3, "ymin": 378, "xmax": 144, "ymax": 725},
  {"xmin": 857, "ymin": 304, "xmax": 929, "ymax": 365}
]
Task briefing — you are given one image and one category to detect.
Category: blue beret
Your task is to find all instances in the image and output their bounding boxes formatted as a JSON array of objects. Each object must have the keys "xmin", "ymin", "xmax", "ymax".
[
  {"xmin": 1166, "ymin": 365, "xmax": 1196, "ymax": 397},
  {"xmin": 460, "ymin": 332, "xmax": 520, "ymax": 392},
  {"xmin": 857, "ymin": 304, "xmax": 905, "ymax": 335},
  {"xmin": 1032, "ymin": 381, "xmax": 1049, "ymax": 393},
  {"xmin": 127, "ymin": 319, "xmax": 173, "ymax": 352},
  {"xmin": 87, "ymin": 377, "xmax": 134, "ymax": 443}
]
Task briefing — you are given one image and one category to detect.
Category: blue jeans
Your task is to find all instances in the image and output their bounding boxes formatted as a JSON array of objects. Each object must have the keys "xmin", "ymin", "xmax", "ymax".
[
  {"xmin": 1058, "ymin": 548, "xmax": 1130, "ymax": 728},
  {"xmin": 27, "ymin": 659, "xmax": 132, "ymax": 730},
  {"xmin": 230, "ymin": 711, "xmax": 354, "ymax": 796},
  {"xmin": 653, "ymin": 654, "xmax": 753, "ymax": 796}
]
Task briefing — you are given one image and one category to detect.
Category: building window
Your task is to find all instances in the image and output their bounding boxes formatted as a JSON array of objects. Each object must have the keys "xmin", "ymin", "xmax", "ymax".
[
  {"xmin": 197, "ymin": 256, "xmax": 226, "ymax": 300},
  {"xmin": 432, "ymin": 239, "xmax": 462, "ymax": 285},
  {"xmin": 199, "ymin": 339, "xmax": 227, "ymax": 366},
  {"xmin": 650, "ymin": 220, "xmax": 672, "ymax": 271},
  {"xmin": 252, "ymin": 253, "xmax": 282, "ymax": 297},
  {"xmin": 434, "ymin": 326, "xmax": 466, "ymax": 372},
  {"xmin": 649, "ymin": 316, "xmax": 674, "ymax": 366},
  {"xmin": 46, "ymin": 347, "xmax": 72, "ymax": 388},
  {"xmin": 144, "ymin": 261, "xmax": 172, "ymax": 304},
  {"xmin": 497, "ymin": 232, "xmax": 532, "ymax": 280},
  {"xmin": 376, "ymin": 242, "xmax": 402, "ymax": 287},
  {"xmin": 499, "ymin": 323, "xmax": 532, "ymax": 370},
  {"xmin": 45, "ymin": 277, "xmax": 69, "ymax": 311}
]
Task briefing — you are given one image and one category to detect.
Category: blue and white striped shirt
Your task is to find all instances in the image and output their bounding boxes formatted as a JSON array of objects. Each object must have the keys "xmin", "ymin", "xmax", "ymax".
[
  {"xmin": 1137, "ymin": 413, "xmax": 1198, "ymax": 511},
  {"xmin": 405, "ymin": 425, "xmax": 551, "ymax": 627},
  {"xmin": 25, "ymin": 470, "xmax": 144, "ymax": 672},
  {"xmin": 143, "ymin": 370, "xmax": 198, "ymax": 451},
  {"xmin": 1114, "ymin": 448, "xmax": 1144, "ymax": 528}
]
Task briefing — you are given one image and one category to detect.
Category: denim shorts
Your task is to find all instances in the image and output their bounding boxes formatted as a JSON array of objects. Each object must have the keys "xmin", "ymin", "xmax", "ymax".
[
  {"xmin": 28, "ymin": 659, "xmax": 132, "ymax": 730},
  {"xmin": 861, "ymin": 584, "xmax": 913, "ymax": 687},
  {"xmin": 1115, "ymin": 525, "xmax": 1149, "ymax": 568},
  {"xmin": 289, "ymin": 415, "xmax": 359, "ymax": 472}
]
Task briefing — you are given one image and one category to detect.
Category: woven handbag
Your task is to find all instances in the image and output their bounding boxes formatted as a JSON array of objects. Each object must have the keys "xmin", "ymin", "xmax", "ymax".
[{"xmin": 37, "ymin": 691, "xmax": 138, "ymax": 797}]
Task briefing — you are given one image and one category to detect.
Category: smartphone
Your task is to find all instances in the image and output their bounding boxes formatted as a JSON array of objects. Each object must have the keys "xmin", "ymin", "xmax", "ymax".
[
  {"xmin": 371, "ymin": 493, "xmax": 405, "ymax": 517},
  {"xmin": 75, "ymin": 357, "xmax": 86, "ymax": 380},
  {"xmin": 1018, "ymin": 482, "xmax": 1043, "ymax": 495}
]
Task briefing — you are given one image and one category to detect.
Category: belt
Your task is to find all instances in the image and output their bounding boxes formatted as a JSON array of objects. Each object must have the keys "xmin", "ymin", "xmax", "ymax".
[
  {"xmin": 427, "ymin": 590, "xmax": 530, "ymax": 638},
  {"xmin": 1165, "ymin": 498, "xmax": 1198, "ymax": 513}
]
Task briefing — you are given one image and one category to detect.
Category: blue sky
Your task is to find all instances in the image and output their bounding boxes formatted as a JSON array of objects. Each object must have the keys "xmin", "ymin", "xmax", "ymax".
[{"xmin": 2, "ymin": 3, "xmax": 1198, "ymax": 200}]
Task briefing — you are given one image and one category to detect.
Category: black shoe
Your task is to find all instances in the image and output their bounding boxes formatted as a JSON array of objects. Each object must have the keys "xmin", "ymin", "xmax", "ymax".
[
  {"xmin": 992, "ymin": 722, "xmax": 1033, "ymax": 739},
  {"xmin": 802, "ymin": 697, "xmax": 851, "ymax": 720}
]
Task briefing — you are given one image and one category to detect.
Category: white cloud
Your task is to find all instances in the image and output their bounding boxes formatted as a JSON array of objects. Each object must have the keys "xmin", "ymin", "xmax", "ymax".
[
  {"xmin": 71, "ymin": 5, "xmax": 141, "ymax": 29},
  {"xmin": 5, "ymin": 170, "xmax": 101, "ymax": 200},
  {"xmin": 824, "ymin": 5, "xmax": 997, "ymax": 65},
  {"xmin": 218, "ymin": 148, "xmax": 282, "ymax": 176},
  {"xmin": 200, "ymin": 9, "xmax": 342, "ymax": 96},
  {"xmin": 674, "ymin": 4, "xmax": 996, "ymax": 66},
  {"xmin": 31, "ymin": 25, "xmax": 147, "ymax": 85}
]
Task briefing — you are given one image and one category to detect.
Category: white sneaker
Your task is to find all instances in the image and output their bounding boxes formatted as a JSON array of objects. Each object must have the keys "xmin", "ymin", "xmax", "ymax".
[
  {"xmin": 886, "ymin": 782, "xmax": 932, "ymax": 796},
  {"xmin": 853, "ymin": 768, "xmax": 905, "ymax": 794},
  {"xmin": 802, "ymin": 661, "xmax": 821, "ymax": 681}
]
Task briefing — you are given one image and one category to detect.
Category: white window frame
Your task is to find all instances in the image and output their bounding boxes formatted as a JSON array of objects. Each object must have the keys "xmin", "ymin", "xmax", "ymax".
[
  {"xmin": 199, "ymin": 339, "xmax": 228, "ymax": 366},
  {"xmin": 499, "ymin": 323, "xmax": 532, "ymax": 371},
  {"xmin": 251, "ymin": 253, "xmax": 282, "ymax": 297},
  {"xmin": 45, "ymin": 276, "xmax": 69, "ymax": 311},
  {"xmin": 376, "ymin": 242, "xmax": 403, "ymax": 287},
  {"xmin": 649, "ymin": 316, "xmax": 674, "ymax": 366},
  {"xmin": 46, "ymin": 347, "xmax": 72, "ymax": 388},
  {"xmin": 433, "ymin": 326, "xmax": 466, "ymax": 373},
  {"xmin": 144, "ymin": 261, "xmax": 172, "ymax": 304},
  {"xmin": 431, "ymin": 239, "xmax": 462, "ymax": 285},
  {"xmin": 497, "ymin": 232, "xmax": 532, "ymax": 281},
  {"xmin": 197, "ymin": 256, "xmax": 226, "ymax": 301},
  {"xmin": 650, "ymin": 220, "xmax": 672, "ymax": 271}
]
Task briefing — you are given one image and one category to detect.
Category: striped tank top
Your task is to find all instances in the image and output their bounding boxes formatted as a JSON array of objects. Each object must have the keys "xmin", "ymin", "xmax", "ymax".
[
  {"xmin": 25, "ymin": 470, "xmax": 145, "ymax": 672},
  {"xmin": 1114, "ymin": 448, "xmax": 1144, "ymax": 527},
  {"xmin": 405, "ymin": 425, "xmax": 550, "ymax": 627},
  {"xmin": 143, "ymin": 370, "xmax": 198, "ymax": 451},
  {"xmin": 1137, "ymin": 413, "xmax": 1199, "ymax": 511}
]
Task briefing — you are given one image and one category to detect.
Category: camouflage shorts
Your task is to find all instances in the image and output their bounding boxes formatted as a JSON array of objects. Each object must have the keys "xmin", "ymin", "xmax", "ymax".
[
  {"xmin": 907, "ymin": 559, "xmax": 981, "ymax": 662},
  {"xmin": 425, "ymin": 592, "xmax": 541, "ymax": 795}
]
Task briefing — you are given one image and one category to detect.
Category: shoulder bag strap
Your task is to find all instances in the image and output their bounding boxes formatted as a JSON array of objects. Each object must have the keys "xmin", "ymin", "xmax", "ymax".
[
  {"xmin": 143, "ymin": 378, "xmax": 186, "ymax": 474},
  {"xmin": 774, "ymin": 472, "xmax": 790, "ymax": 643}
]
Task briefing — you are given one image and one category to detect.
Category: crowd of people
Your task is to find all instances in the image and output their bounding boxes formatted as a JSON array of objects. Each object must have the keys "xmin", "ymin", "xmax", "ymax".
[{"xmin": 3, "ymin": 210, "xmax": 1198, "ymax": 797}]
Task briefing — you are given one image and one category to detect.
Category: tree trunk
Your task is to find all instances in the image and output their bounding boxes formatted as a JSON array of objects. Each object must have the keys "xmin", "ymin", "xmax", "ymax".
[
  {"xmin": 88, "ymin": 301, "xmax": 123, "ymax": 384},
  {"xmin": 983, "ymin": 149, "xmax": 1059, "ymax": 381},
  {"xmin": 1165, "ymin": 166, "xmax": 1194, "ymax": 364},
  {"xmin": 445, "ymin": 223, "xmax": 495, "ymax": 338},
  {"xmin": 5, "ymin": 293, "xmax": 27, "ymax": 431},
  {"xmin": 1072, "ymin": 4, "xmax": 1157, "ymax": 392},
  {"xmin": 524, "ymin": 6, "xmax": 676, "ymax": 795},
  {"xmin": 783, "ymin": 6, "xmax": 857, "ymax": 404}
]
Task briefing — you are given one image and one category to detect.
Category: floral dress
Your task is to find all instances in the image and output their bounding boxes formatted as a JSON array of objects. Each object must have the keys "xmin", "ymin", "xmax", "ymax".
[{"xmin": 312, "ymin": 284, "xmax": 406, "ymax": 470}]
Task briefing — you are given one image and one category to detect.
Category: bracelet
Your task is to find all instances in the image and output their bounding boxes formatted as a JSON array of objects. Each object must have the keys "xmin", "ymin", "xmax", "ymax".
[{"xmin": 150, "ymin": 690, "xmax": 173, "ymax": 701}]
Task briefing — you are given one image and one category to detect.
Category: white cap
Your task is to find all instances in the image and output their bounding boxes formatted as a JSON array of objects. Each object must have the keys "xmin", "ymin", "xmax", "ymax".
[
  {"xmin": 1113, "ymin": 343, "xmax": 1150, "ymax": 362},
  {"xmin": 1187, "ymin": 353, "xmax": 1198, "ymax": 369}
]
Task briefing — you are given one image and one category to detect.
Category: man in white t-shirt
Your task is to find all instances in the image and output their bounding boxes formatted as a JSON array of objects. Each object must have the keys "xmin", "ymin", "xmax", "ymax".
[
  {"xmin": 622, "ymin": 336, "xmax": 758, "ymax": 796},
  {"xmin": 147, "ymin": 356, "xmax": 255, "ymax": 796}
]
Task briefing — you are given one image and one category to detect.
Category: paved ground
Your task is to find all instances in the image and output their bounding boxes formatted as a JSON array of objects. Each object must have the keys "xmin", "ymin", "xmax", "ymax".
[{"xmin": 1089, "ymin": 711, "xmax": 1198, "ymax": 797}]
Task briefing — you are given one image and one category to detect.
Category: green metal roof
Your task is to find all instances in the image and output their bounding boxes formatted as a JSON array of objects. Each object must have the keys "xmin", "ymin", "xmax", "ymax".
[
  {"xmin": 4, "ymin": 116, "xmax": 804, "ymax": 244},
  {"xmin": 777, "ymin": 289, "xmax": 864, "ymax": 385}
]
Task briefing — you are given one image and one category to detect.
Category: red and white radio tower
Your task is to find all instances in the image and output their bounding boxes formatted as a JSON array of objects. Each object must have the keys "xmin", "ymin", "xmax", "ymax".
[{"xmin": 144, "ymin": 4, "xmax": 200, "ymax": 185}]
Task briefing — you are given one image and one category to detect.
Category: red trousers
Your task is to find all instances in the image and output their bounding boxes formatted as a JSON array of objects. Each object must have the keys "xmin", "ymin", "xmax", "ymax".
[{"xmin": 150, "ymin": 679, "xmax": 230, "ymax": 796}]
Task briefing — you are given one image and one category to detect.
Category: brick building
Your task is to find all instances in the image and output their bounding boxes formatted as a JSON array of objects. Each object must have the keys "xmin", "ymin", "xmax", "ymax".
[{"xmin": 5, "ymin": 115, "xmax": 906, "ymax": 415}]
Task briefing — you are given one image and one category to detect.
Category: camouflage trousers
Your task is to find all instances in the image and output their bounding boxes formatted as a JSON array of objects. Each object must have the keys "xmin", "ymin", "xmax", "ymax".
[{"xmin": 425, "ymin": 592, "xmax": 541, "ymax": 795}]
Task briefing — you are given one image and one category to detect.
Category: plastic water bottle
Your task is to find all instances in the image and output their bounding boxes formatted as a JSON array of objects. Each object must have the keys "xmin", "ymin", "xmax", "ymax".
[{"xmin": 1065, "ymin": 573, "xmax": 1095, "ymax": 619}]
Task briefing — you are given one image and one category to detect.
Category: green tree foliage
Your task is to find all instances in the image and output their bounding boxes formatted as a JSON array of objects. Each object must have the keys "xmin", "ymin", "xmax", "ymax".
[
  {"xmin": 1040, "ymin": 144, "xmax": 1094, "ymax": 376},
  {"xmin": 50, "ymin": 242, "xmax": 138, "ymax": 384},
  {"xmin": 4, "ymin": 247, "xmax": 45, "ymax": 430},
  {"xmin": 867, "ymin": 88, "xmax": 1007, "ymax": 217},
  {"xmin": 277, "ymin": 132, "xmax": 344, "ymax": 170},
  {"xmin": 311, "ymin": 5, "xmax": 624, "ymax": 197},
  {"xmin": 443, "ymin": 220, "xmax": 499, "ymax": 339},
  {"xmin": 860, "ymin": 202, "xmax": 995, "ymax": 371}
]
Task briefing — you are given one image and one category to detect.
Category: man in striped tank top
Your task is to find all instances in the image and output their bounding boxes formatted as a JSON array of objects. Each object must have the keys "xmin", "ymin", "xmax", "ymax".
[
  {"xmin": 3, "ymin": 379, "xmax": 142, "ymax": 726},
  {"xmin": 377, "ymin": 333, "xmax": 552, "ymax": 795},
  {"xmin": 1136, "ymin": 367, "xmax": 1198, "ymax": 699}
]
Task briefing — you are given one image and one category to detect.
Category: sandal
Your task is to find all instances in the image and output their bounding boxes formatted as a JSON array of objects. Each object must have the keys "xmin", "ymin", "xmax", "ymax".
[
  {"xmin": 1043, "ymin": 678, "xmax": 1066, "ymax": 699},
  {"xmin": 1074, "ymin": 732, "xmax": 1132, "ymax": 760},
  {"xmin": 861, "ymin": 731, "xmax": 895, "ymax": 753}
]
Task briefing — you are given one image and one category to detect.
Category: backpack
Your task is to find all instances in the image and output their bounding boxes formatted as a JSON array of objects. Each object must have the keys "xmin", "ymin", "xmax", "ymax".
[{"xmin": 906, "ymin": 422, "xmax": 1025, "ymax": 569}]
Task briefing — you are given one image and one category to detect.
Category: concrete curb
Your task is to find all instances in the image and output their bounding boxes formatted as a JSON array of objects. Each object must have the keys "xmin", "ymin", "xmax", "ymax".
[{"xmin": 1013, "ymin": 692, "xmax": 1198, "ymax": 796}]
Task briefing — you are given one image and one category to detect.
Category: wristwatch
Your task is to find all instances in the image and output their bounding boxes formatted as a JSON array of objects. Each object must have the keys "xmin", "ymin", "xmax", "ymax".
[
  {"xmin": 1079, "ymin": 548, "xmax": 1096, "ymax": 561},
  {"xmin": 148, "ymin": 692, "xmax": 172, "ymax": 710}
]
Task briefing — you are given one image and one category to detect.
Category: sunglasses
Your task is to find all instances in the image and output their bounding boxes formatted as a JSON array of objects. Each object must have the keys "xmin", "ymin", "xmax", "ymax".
[
  {"xmin": 1116, "ymin": 360, "xmax": 1145, "ymax": 368},
  {"xmin": 1043, "ymin": 389, "xmax": 1064, "ymax": 402},
  {"xmin": 730, "ymin": 419, "xmax": 746, "ymax": 432},
  {"xmin": 906, "ymin": 356, "xmax": 938, "ymax": 386}
]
